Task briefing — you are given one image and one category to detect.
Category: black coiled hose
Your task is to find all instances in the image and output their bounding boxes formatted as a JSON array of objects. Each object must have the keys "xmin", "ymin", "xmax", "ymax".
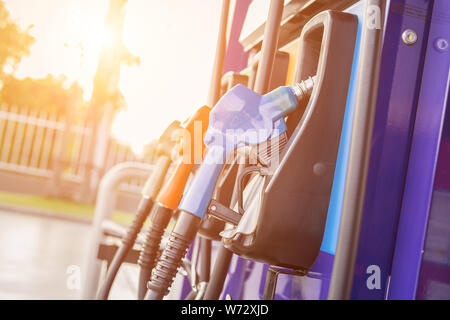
[
  {"xmin": 137, "ymin": 204, "xmax": 173, "ymax": 299},
  {"xmin": 145, "ymin": 211, "xmax": 201, "ymax": 299}
]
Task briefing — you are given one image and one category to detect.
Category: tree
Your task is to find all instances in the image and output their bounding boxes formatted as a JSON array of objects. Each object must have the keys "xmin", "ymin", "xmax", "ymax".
[
  {"xmin": 0, "ymin": 2, "xmax": 83, "ymax": 115},
  {"xmin": 0, "ymin": 0, "xmax": 35, "ymax": 75},
  {"xmin": 0, "ymin": 74, "xmax": 84, "ymax": 114}
]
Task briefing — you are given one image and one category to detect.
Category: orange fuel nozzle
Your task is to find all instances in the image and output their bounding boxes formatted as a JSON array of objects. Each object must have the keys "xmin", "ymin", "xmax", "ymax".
[{"xmin": 156, "ymin": 106, "xmax": 210, "ymax": 210}]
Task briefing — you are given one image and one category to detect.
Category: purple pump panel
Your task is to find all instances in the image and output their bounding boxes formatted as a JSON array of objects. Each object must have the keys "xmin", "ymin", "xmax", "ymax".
[
  {"xmin": 388, "ymin": 0, "xmax": 450, "ymax": 299},
  {"xmin": 225, "ymin": 0, "xmax": 440, "ymax": 300},
  {"xmin": 351, "ymin": 0, "xmax": 433, "ymax": 299},
  {"xmin": 182, "ymin": 0, "xmax": 448, "ymax": 300}
]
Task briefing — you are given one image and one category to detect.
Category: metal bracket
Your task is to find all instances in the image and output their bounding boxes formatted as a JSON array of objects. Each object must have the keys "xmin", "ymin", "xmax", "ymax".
[
  {"xmin": 262, "ymin": 267, "xmax": 308, "ymax": 300},
  {"xmin": 97, "ymin": 244, "xmax": 140, "ymax": 267},
  {"xmin": 207, "ymin": 199, "xmax": 242, "ymax": 225}
]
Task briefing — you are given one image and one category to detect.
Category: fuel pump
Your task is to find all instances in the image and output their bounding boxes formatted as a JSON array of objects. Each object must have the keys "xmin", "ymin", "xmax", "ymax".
[
  {"xmin": 145, "ymin": 8, "xmax": 359, "ymax": 300},
  {"xmin": 145, "ymin": 79, "xmax": 315, "ymax": 300},
  {"xmin": 136, "ymin": 106, "xmax": 210, "ymax": 299},
  {"xmin": 97, "ymin": 120, "xmax": 180, "ymax": 300},
  {"xmin": 220, "ymin": 10, "xmax": 358, "ymax": 277}
]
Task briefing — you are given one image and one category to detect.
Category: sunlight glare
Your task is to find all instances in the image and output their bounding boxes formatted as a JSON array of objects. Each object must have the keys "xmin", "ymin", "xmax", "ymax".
[
  {"xmin": 3, "ymin": 64, "xmax": 14, "ymax": 75},
  {"xmin": 89, "ymin": 28, "xmax": 115, "ymax": 51},
  {"xmin": 112, "ymin": 109, "xmax": 175, "ymax": 156},
  {"xmin": 65, "ymin": 1, "xmax": 110, "ymax": 100},
  {"xmin": 5, "ymin": 0, "xmax": 221, "ymax": 157}
]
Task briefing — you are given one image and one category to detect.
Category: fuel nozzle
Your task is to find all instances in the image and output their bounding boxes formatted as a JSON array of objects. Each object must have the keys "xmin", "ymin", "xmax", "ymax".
[
  {"xmin": 137, "ymin": 106, "xmax": 210, "ymax": 299},
  {"xmin": 96, "ymin": 120, "xmax": 180, "ymax": 300},
  {"xmin": 145, "ymin": 78, "xmax": 315, "ymax": 300},
  {"xmin": 155, "ymin": 106, "xmax": 211, "ymax": 209}
]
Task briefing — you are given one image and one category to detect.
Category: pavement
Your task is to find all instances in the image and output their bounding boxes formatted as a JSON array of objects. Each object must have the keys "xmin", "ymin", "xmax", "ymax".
[{"xmin": 0, "ymin": 209, "xmax": 138, "ymax": 299}]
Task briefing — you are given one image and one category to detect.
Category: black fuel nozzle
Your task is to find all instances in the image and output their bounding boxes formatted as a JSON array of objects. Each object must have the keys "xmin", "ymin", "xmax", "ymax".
[{"xmin": 96, "ymin": 121, "xmax": 180, "ymax": 300}]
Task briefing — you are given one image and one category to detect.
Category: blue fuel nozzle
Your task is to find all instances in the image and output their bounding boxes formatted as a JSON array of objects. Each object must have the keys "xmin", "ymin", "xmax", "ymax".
[{"xmin": 179, "ymin": 79, "xmax": 314, "ymax": 219}]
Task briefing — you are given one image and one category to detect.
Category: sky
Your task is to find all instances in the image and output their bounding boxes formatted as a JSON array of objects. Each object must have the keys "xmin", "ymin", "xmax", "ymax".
[{"xmin": 3, "ymin": 0, "xmax": 225, "ymax": 154}]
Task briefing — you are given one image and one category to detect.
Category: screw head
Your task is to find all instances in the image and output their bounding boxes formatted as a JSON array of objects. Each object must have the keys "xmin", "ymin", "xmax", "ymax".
[
  {"xmin": 435, "ymin": 38, "xmax": 449, "ymax": 52},
  {"xmin": 210, "ymin": 205, "xmax": 217, "ymax": 212},
  {"xmin": 402, "ymin": 29, "xmax": 418, "ymax": 45},
  {"xmin": 313, "ymin": 163, "xmax": 327, "ymax": 176}
]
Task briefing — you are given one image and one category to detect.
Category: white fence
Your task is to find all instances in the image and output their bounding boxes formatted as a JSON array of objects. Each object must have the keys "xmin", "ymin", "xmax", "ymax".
[{"xmin": 0, "ymin": 103, "xmax": 154, "ymax": 198}]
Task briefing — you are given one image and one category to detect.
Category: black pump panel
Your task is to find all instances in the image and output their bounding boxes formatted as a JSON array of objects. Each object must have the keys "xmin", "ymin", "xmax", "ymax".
[{"xmin": 225, "ymin": 10, "xmax": 358, "ymax": 270}]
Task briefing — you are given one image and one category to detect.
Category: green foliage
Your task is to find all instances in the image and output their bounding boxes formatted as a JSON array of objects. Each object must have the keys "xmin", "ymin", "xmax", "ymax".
[
  {"xmin": 0, "ymin": 0, "xmax": 35, "ymax": 74},
  {"xmin": 0, "ymin": 191, "xmax": 134, "ymax": 225},
  {"xmin": 0, "ymin": 74, "xmax": 84, "ymax": 114}
]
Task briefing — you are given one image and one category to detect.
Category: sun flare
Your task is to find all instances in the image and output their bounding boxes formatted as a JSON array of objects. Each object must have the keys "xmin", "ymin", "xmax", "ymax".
[{"xmin": 5, "ymin": 0, "xmax": 220, "ymax": 156}]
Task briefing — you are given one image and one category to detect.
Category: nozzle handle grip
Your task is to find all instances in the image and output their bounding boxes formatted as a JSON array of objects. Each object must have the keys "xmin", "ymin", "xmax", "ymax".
[
  {"xmin": 179, "ymin": 145, "xmax": 227, "ymax": 218},
  {"xmin": 156, "ymin": 160, "xmax": 193, "ymax": 210}
]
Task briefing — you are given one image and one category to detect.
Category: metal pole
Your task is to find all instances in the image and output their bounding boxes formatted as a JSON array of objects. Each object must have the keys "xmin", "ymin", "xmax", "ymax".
[
  {"xmin": 328, "ymin": 0, "xmax": 385, "ymax": 300},
  {"xmin": 195, "ymin": 237, "xmax": 212, "ymax": 300},
  {"xmin": 253, "ymin": 0, "xmax": 284, "ymax": 95},
  {"xmin": 203, "ymin": 244, "xmax": 233, "ymax": 299},
  {"xmin": 82, "ymin": 162, "xmax": 153, "ymax": 299},
  {"xmin": 207, "ymin": 0, "xmax": 231, "ymax": 107}
]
